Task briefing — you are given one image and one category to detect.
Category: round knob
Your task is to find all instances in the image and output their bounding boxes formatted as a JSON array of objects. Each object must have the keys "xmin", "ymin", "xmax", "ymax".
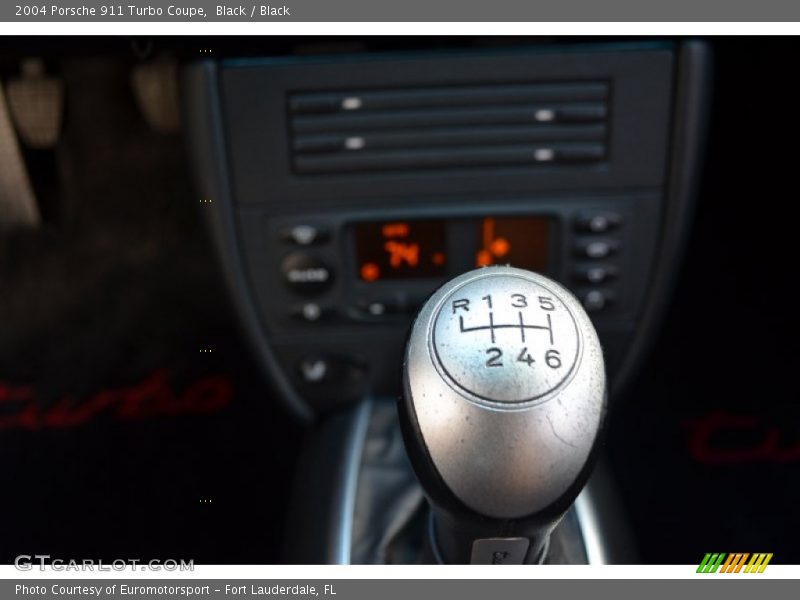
[
  {"xmin": 402, "ymin": 266, "xmax": 606, "ymax": 521},
  {"xmin": 431, "ymin": 272, "xmax": 580, "ymax": 405}
]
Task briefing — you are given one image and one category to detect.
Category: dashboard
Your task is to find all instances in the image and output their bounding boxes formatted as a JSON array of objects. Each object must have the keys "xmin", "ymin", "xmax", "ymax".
[{"xmin": 183, "ymin": 41, "xmax": 709, "ymax": 419}]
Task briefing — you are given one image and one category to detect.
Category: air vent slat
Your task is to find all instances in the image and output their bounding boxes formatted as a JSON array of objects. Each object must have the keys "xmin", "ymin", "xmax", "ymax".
[
  {"xmin": 288, "ymin": 81, "xmax": 610, "ymax": 175},
  {"xmin": 294, "ymin": 143, "xmax": 605, "ymax": 175},
  {"xmin": 292, "ymin": 103, "xmax": 606, "ymax": 134},
  {"xmin": 289, "ymin": 83, "xmax": 608, "ymax": 114},
  {"xmin": 293, "ymin": 124, "xmax": 607, "ymax": 153}
]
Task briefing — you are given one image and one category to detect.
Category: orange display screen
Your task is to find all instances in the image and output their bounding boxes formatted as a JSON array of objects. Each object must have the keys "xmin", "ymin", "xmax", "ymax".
[
  {"xmin": 354, "ymin": 217, "xmax": 550, "ymax": 282},
  {"xmin": 355, "ymin": 220, "xmax": 447, "ymax": 281},
  {"xmin": 475, "ymin": 217, "xmax": 549, "ymax": 271}
]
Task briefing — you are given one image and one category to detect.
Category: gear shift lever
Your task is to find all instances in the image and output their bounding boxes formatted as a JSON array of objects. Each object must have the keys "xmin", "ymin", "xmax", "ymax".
[{"xmin": 399, "ymin": 266, "xmax": 606, "ymax": 564}]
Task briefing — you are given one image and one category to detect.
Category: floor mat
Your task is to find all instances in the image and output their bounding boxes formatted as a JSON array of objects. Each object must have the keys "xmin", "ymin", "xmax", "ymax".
[
  {"xmin": 0, "ymin": 56, "xmax": 303, "ymax": 564},
  {"xmin": 607, "ymin": 39, "xmax": 800, "ymax": 565}
]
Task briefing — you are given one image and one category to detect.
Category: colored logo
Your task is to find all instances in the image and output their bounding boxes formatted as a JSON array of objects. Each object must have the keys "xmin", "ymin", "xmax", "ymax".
[{"xmin": 697, "ymin": 553, "xmax": 773, "ymax": 573}]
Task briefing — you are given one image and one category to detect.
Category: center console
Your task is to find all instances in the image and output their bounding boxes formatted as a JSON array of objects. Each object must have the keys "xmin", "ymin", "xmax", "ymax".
[
  {"xmin": 181, "ymin": 39, "xmax": 709, "ymax": 563},
  {"xmin": 183, "ymin": 40, "xmax": 709, "ymax": 420}
]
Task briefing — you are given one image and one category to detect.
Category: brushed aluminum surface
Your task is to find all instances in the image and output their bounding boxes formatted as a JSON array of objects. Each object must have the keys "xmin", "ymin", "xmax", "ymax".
[{"xmin": 405, "ymin": 266, "xmax": 606, "ymax": 519}]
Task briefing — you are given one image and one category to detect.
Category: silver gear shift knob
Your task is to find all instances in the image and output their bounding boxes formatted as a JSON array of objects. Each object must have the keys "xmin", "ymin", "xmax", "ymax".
[{"xmin": 400, "ymin": 266, "xmax": 606, "ymax": 562}]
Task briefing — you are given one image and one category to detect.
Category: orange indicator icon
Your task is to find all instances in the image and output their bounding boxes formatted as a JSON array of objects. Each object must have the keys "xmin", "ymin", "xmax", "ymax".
[
  {"xmin": 381, "ymin": 222, "xmax": 410, "ymax": 238},
  {"xmin": 476, "ymin": 217, "xmax": 511, "ymax": 266},
  {"xmin": 383, "ymin": 241, "xmax": 420, "ymax": 268},
  {"xmin": 360, "ymin": 262, "xmax": 380, "ymax": 282}
]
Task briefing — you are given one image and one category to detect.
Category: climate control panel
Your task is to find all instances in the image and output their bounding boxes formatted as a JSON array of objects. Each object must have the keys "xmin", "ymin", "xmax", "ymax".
[
  {"xmin": 183, "ymin": 40, "xmax": 708, "ymax": 417},
  {"xmin": 231, "ymin": 194, "xmax": 659, "ymax": 411}
]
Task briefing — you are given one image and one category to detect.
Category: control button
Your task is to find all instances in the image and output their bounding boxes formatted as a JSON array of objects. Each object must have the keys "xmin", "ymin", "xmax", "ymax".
[
  {"xmin": 292, "ymin": 302, "xmax": 333, "ymax": 322},
  {"xmin": 281, "ymin": 224, "xmax": 329, "ymax": 246},
  {"xmin": 296, "ymin": 355, "xmax": 367, "ymax": 385},
  {"xmin": 576, "ymin": 239, "xmax": 620, "ymax": 259},
  {"xmin": 574, "ymin": 264, "xmax": 619, "ymax": 284},
  {"xmin": 354, "ymin": 298, "xmax": 401, "ymax": 318},
  {"xmin": 582, "ymin": 290, "xmax": 614, "ymax": 313},
  {"xmin": 298, "ymin": 356, "xmax": 330, "ymax": 383},
  {"xmin": 364, "ymin": 301, "xmax": 390, "ymax": 316},
  {"xmin": 575, "ymin": 212, "xmax": 622, "ymax": 233},
  {"xmin": 281, "ymin": 253, "xmax": 334, "ymax": 293}
]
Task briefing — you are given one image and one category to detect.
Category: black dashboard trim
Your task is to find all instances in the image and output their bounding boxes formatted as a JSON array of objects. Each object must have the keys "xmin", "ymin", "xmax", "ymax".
[
  {"xmin": 181, "ymin": 60, "xmax": 316, "ymax": 421},
  {"xmin": 610, "ymin": 40, "xmax": 712, "ymax": 399}
]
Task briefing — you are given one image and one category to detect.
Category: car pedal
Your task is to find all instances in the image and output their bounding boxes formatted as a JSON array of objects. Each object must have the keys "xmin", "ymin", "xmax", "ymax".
[
  {"xmin": 6, "ymin": 58, "xmax": 64, "ymax": 150},
  {"xmin": 131, "ymin": 59, "xmax": 181, "ymax": 134},
  {"xmin": 0, "ymin": 81, "xmax": 40, "ymax": 229}
]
